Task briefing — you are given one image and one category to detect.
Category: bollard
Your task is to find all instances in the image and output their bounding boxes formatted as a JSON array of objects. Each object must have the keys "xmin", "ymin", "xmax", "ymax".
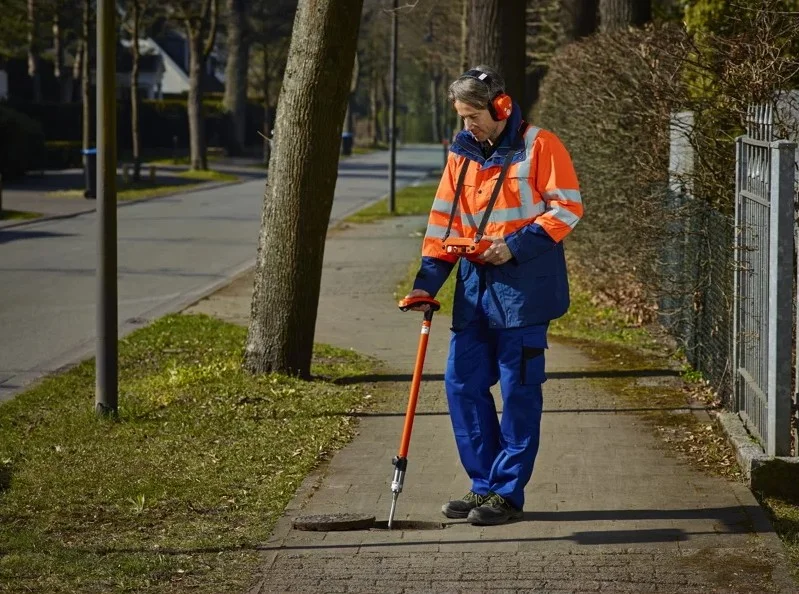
[
  {"xmin": 122, "ymin": 164, "xmax": 130, "ymax": 185},
  {"xmin": 149, "ymin": 165, "xmax": 156, "ymax": 182}
]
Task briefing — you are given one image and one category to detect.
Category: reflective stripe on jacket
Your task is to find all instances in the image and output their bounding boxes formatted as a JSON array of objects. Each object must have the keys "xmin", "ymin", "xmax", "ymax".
[{"xmin": 414, "ymin": 103, "xmax": 583, "ymax": 330}]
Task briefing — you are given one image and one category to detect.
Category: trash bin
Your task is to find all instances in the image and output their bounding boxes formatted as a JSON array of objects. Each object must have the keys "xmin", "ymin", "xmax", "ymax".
[
  {"xmin": 341, "ymin": 132, "xmax": 354, "ymax": 156},
  {"xmin": 82, "ymin": 148, "xmax": 97, "ymax": 199}
]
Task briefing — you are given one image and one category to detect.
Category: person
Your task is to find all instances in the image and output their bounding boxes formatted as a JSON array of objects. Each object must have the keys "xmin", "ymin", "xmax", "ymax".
[{"xmin": 404, "ymin": 65, "xmax": 583, "ymax": 526}]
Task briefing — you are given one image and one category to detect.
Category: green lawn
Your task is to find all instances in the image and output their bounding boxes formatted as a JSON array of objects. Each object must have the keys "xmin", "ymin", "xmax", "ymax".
[
  {"xmin": 46, "ymin": 170, "xmax": 239, "ymax": 201},
  {"xmin": 0, "ymin": 209, "xmax": 41, "ymax": 221},
  {"xmin": 344, "ymin": 182, "xmax": 438, "ymax": 224},
  {"xmin": 0, "ymin": 314, "xmax": 374, "ymax": 593}
]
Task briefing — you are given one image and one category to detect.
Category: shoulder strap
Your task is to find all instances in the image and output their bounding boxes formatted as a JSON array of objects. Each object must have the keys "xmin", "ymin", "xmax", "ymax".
[
  {"xmin": 475, "ymin": 122, "xmax": 528, "ymax": 241},
  {"xmin": 442, "ymin": 157, "xmax": 470, "ymax": 242},
  {"xmin": 442, "ymin": 121, "xmax": 528, "ymax": 244}
]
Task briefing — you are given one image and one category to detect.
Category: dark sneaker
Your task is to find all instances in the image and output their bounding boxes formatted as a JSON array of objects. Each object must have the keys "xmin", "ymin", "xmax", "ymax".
[
  {"xmin": 441, "ymin": 491, "xmax": 488, "ymax": 518},
  {"xmin": 466, "ymin": 492, "xmax": 523, "ymax": 525}
]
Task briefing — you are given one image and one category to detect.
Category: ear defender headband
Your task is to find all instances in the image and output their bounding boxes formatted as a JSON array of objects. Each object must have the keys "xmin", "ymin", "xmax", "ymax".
[{"xmin": 462, "ymin": 69, "xmax": 512, "ymax": 121}]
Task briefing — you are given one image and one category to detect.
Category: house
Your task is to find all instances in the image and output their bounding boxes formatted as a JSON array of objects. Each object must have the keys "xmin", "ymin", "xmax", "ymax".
[
  {"xmin": 133, "ymin": 29, "xmax": 225, "ymax": 97},
  {"xmin": 113, "ymin": 43, "xmax": 166, "ymax": 99}
]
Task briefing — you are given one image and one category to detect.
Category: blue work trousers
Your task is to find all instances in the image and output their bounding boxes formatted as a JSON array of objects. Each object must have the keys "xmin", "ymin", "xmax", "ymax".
[{"xmin": 445, "ymin": 316, "xmax": 547, "ymax": 509}]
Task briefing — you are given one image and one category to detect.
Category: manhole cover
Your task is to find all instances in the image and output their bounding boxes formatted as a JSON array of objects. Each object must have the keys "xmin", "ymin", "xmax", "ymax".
[{"xmin": 292, "ymin": 513, "xmax": 376, "ymax": 531}]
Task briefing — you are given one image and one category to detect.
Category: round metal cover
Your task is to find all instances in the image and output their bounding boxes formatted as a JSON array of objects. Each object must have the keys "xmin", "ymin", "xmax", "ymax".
[{"xmin": 292, "ymin": 513, "xmax": 376, "ymax": 531}]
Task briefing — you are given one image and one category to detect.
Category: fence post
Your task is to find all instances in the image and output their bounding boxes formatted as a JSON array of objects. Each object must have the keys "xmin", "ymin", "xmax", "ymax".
[
  {"xmin": 665, "ymin": 111, "xmax": 694, "ymax": 336},
  {"xmin": 732, "ymin": 137, "xmax": 744, "ymax": 412},
  {"xmin": 767, "ymin": 139, "xmax": 795, "ymax": 456}
]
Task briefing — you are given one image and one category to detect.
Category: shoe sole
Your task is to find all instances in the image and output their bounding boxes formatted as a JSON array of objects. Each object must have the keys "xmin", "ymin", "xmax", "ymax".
[
  {"xmin": 441, "ymin": 505, "xmax": 472, "ymax": 519},
  {"xmin": 467, "ymin": 511, "xmax": 523, "ymax": 526}
]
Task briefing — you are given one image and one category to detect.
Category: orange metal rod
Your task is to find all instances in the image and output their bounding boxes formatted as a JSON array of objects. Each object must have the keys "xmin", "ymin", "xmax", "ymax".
[{"xmin": 397, "ymin": 317, "xmax": 432, "ymax": 458}]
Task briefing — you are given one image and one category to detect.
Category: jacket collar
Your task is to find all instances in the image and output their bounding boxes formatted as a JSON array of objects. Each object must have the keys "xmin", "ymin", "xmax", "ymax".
[{"xmin": 450, "ymin": 102, "xmax": 526, "ymax": 169}]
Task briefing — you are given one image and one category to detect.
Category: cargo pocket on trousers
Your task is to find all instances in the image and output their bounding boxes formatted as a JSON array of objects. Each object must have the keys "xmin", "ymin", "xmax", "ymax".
[{"xmin": 520, "ymin": 334, "xmax": 547, "ymax": 386}]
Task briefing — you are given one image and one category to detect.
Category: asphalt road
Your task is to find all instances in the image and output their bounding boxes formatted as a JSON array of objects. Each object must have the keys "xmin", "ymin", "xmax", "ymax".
[{"xmin": 0, "ymin": 146, "xmax": 442, "ymax": 402}]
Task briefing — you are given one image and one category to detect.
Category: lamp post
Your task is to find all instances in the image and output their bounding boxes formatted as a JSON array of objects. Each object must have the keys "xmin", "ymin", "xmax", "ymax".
[
  {"xmin": 388, "ymin": 0, "xmax": 398, "ymax": 214},
  {"xmin": 95, "ymin": 0, "xmax": 118, "ymax": 415}
]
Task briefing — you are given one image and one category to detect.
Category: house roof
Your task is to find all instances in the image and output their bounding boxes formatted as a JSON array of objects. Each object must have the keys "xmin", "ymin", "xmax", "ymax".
[{"xmin": 117, "ymin": 51, "xmax": 163, "ymax": 74}]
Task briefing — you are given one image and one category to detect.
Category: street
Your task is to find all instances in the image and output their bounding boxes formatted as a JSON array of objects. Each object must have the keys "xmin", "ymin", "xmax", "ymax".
[{"xmin": 0, "ymin": 146, "xmax": 441, "ymax": 402}]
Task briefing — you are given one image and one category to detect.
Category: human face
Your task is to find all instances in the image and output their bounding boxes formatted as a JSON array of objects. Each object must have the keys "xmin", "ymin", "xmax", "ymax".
[{"xmin": 454, "ymin": 100, "xmax": 501, "ymax": 143}]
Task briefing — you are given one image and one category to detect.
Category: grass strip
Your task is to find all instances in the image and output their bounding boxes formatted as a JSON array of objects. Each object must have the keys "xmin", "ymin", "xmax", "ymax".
[
  {"xmin": 344, "ymin": 182, "xmax": 439, "ymax": 224},
  {"xmin": 46, "ymin": 170, "xmax": 239, "ymax": 201},
  {"xmin": 0, "ymin": 209, "xmax": 41, "ymax": 221},
  {"xmin": 0, "ymin": 314, "xmax": 374, "ymax": 593}
]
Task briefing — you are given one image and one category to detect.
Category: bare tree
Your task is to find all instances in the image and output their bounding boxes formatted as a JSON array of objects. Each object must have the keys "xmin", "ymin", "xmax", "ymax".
[
  {"xmin": 467, "ymin": 0, "xmax": 526, "ymax": 105},
  {"xmin": 250, "ymin": 0, "xmax": 297, "ymax": 164},
  {"xmin": 52, "ymin": 2, "xmax": 72, "ymax": 102},
  {"xmin": 168, "ymin": 0, "xmax": 220, "ymax": 170},
  {"xmin": 245, "ymin": 0, "xmax": 364, "ymax": 378},
  {"xmin": 81, "ymin": 0, "xmax": 92, "ymax": 158},
  {"xmin": 599, "ymin": 0, "xmax": 650, "ymax": 32},
  {"xmin": 27, "ymin": 0, "xmax": 41, "ymax": 102},
  {"xmin": 562, "ymin": 0, "xmax": 598, "ymax": 40},
  {"xmin": 223, "ymin": 0, "xmax": 249, "ymax": 156}
]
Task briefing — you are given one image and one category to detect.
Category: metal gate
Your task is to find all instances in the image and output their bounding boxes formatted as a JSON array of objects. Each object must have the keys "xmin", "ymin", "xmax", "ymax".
[{"xmin": 732, "ymin": 105, "xmax": 796, "ymax": 456}]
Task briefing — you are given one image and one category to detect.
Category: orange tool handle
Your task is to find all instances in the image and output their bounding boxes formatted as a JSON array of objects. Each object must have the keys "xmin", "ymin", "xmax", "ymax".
[
  {"xmin": 398, "ymin": 296, "xmax": 441, "ymax": 312},
  {"xmin": 397, "ymin": 315, "xmax": 433, "ymax": 458}
]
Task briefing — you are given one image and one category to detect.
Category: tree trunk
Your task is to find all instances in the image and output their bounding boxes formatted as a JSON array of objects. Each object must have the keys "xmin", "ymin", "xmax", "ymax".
[
  {"xmin": 459, "ymin": 0, "xmax": 469, "ymax": 71},
  {"xmin": 564, "ymin": 0, "xmax": 599, "ymax": 40},
  {"xmin": 599, "ymin": 0, "xmax": 650, "ymax": 32},
  {"xmin": 27, "ymin": 0, "xmax": 41, "ymax": 102},
  {"xmin": 369, "ymin": 73, "xmax": 380, "ymax": 146},
  {"xmin": 381, "ymin": 74, "xmax": 390, "ymax": 145},
  {"xmin": 430, "ymin": 72, "xmax": 441, "ymax": 142},
  {"xmin": 245, "ymin": 0, "xmax": 365, "ymax": 378},
  {"xmin": 131, "ymin": 0, "xmax": 142, "ymax": 180},
  {"xmin": 82, "ymin": 0, "xmax": 91, "ymax": 156},
  {"xmin": 224, "ymin": 0, "xmax": 249, "ymax": 156},
  {"xmin": 53, "ymin": 7, "xmax": 72, "ymax": 103},
  {"xmin": 467, "ymin": 0, "xmax": 525, "ymax": 107},
  {"xmin": 262, "ymin": 45, "xmax": 271, "ymax": 166},
  {"xmin": 187, "ymin": 32, "xmax": 207, "ymax": 170}
]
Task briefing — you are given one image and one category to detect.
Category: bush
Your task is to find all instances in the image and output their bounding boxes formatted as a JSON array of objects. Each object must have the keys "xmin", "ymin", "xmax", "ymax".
[
  {"xmin": 0, "ymin": 104, "xmax": 46, "ymax": 179},
  {"xmin": 44, "ymin": 140, "xmax": 83, "ymax": 170},
  {"xmin": 5, "ymin": 97, "xmax": 266, "ymax": 152},
  {"xmin": 534, "ymin": 26, "xmax": 686, "ymax": 323}
]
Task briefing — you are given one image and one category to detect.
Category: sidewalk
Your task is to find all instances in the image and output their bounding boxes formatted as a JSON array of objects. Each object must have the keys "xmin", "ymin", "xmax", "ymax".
[{"xmin": 187, "ymin": 217, "xmax": 797, "ymax": 593}]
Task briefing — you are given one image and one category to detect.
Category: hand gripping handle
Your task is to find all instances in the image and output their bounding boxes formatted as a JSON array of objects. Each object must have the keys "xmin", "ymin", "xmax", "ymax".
[{"xmin": 398, "ymin": 296, "xmax": 441, "ymax": 312}]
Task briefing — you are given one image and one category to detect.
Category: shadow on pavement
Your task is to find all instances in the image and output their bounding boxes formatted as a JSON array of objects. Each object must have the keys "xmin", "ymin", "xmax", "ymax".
[
  {"xmin": 0, "ymin": 229, "xmax": 76, "ymax": 244},
  {"xmin": 333, "ymin": 369, "xmax": 681, "ymax": 385}
]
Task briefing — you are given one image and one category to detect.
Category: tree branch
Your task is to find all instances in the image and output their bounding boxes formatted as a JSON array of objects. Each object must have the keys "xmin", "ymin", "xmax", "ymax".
[{"xmin": 202, "ymin": 0, "xmax": 218, "ymax": 60}]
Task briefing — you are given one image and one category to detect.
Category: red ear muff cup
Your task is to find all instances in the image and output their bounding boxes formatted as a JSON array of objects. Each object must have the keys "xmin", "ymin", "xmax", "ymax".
[{"xmin": 490, "ymin": 93, "xmax": 512, "ymax": 121}]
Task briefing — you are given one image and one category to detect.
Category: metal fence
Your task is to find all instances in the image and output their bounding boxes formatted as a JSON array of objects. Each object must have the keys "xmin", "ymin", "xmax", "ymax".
[
  {"xmin": 660, "ymin": 112, "xmax": 736, "ymax": 406},
  {"xmin": 733, "ymin": 106, "xmax": 796, "ymax": 456},
  {"xmin": 662, "ymin": 107, "xmax": 797, "ymax": 457}
]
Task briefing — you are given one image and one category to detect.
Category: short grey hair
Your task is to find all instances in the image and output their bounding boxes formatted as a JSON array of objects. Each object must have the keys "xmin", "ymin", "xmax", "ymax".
[{"xmin": 447, "ymin": 65, "xmax": 505, "ymax": 110}]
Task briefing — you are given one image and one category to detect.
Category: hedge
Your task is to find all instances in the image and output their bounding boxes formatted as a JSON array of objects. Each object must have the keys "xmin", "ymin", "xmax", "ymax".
[
  {"xmin": 4, "ymin": 98, "xmax": 267, "ymax": 152},
  {"xmin": 0, "ymin": 104, "xmax": 46, "ymax": 179}
]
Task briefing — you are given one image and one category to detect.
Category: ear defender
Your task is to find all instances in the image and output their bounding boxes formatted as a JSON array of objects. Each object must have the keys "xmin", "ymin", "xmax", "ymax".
[{"xmin": 462, "ymin": 69, "xmax": 512, "ymax": 121}]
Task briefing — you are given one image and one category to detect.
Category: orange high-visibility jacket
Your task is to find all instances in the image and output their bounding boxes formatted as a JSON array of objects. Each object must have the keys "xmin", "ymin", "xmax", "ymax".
[
  {"xmin": 413, "ymin": 108, "xmax": 583, "ymax": 329},
  {"xmin": 423, "ymin": 125, "xmax": 583, "ymax": 262}
]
